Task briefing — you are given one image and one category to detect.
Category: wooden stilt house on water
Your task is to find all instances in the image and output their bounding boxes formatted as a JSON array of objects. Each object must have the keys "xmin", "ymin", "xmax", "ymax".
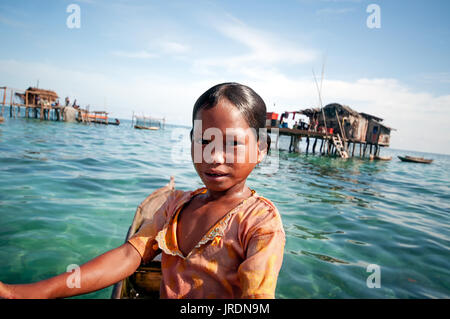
[
  {"xmin": 268, "ymin": 103, "xmax": 395, "ymax": 159},
  {"xmin": 303, "ymin": 103, "xmax": 395, "ymax": 158},
  {"xmin": 15, "ymin": 87, "xmax": 61, "ymax": 120},
  {"xmin": 0, "ymin": 85, "xmax": 121, "ymax": 125}
]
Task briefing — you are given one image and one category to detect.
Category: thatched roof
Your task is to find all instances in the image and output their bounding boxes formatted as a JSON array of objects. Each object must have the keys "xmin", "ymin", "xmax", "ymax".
[
  {"xmin": 299, "ymin": 103, "xmax": 389, "ymax": 128},
  {"xmin": 360, "ymin": 112, "xmax": 383, "ymax": 122},
  {"xmin": 324, "ymin": 103, "xmax": 360, "ymax": 117},
  {"xmin": 25, "ymin": 87, "xmax": 59, "ymax": 100},
  {"xmin": 299, "ymin": 108, "xmax": 321, "ymax": 117}
]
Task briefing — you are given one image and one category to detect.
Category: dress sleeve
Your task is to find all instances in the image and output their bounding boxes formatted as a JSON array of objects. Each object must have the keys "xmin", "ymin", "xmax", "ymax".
[
  {"xmin": 127, "ymin": 191, "xmax": 179, "ymax": 263},
  {"xmin": 238, "ymin": 203, "xmax": 286, "ymax": 299}
]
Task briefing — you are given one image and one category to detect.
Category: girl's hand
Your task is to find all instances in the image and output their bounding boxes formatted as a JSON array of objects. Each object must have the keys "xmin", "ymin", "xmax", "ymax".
[
  {"xmin": 0, "ymin": 281, "xmax": 41, "ymax": 299},
  {"xmin": 0, "ymin": 243, "xmax": 142, "ymax": 299},
  {"xmin": 0, "ymin": 281, "xmax": 15, "ymax": 299}
]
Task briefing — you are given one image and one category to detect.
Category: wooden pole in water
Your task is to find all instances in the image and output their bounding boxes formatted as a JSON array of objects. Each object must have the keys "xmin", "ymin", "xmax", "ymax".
[
  {"xmin": 2, "ymin": 87, "xmax": 6, "ymax": 107},
  {"xmin": 352, "ymin": 142, "xmax": 356, "ymax": 157},
  {"xmin": 294, "ymin": 136, "xmax": 300, "ymax": 153},
  {"xmin": 9, "ymin": 89, "xmax": 13, "ymax": 116},
  {"xmin": 359, "ymin": 143, "xmax": 362, "ymax": 157},
  {"xmin": 306, "ymin": 136, "xmax": 310, "ymax": 154},
  {"xmin": 11, "ymin": 88, "xmax": 16, "ymax": 118},
  {"xmin": 1, "ymin": 88, "xmax": 4, "ymax": 116},
  {"xmin": 25, "ymin": 92, "xmax": 28, "ymax": 118},
  {"xmin": 312, "ymin": 138, "xmax": 317, "ymax": 154}
]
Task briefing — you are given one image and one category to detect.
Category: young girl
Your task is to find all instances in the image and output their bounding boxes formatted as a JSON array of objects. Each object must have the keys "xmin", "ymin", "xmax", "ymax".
[{"xmin": 0, "ymin": 82, "xmax": 285, "ymax": 299}]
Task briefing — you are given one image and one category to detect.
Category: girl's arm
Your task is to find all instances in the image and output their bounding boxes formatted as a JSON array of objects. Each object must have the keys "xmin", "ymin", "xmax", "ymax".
[{"xmin": 0, "ymin": 242, "xmax": 142, "ymax": 299}]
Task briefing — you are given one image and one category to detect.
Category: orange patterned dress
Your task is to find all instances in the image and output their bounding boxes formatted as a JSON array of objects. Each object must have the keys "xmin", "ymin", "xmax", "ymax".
[{"xmin": 127, "ymin": 187, "xmax": 285, "ymax": 299}]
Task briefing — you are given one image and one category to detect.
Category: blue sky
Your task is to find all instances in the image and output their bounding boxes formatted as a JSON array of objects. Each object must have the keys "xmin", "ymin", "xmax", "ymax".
[{"xmin": 0, "ymin": 0, "xmax": 449, "ymax": 154}]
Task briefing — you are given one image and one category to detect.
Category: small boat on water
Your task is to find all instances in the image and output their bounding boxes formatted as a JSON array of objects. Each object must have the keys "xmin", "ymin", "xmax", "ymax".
[
  {"xmin": 78, "ymin": 110, "xmax": 120, "ymax": 125},
  {"xmin": 111, "ymin": 177, "xmax": 175, "ymax": 299},
  {"xmin": 134, "ymin": 125, "xmax": 159, "ymax": 130},
  {"xmin": 132, "ymin": 114, "xmax": 165, "ymax": 131},
  {"xmin": 398, "ymin": 155, "xmax": 433, "ymax": 164}
]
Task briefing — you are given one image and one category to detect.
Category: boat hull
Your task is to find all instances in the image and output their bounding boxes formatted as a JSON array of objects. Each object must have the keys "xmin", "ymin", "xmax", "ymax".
[
  {"xmin": 398, "ymin": 156, "xmax": 433, "ymax": 164},
  {"xmin": 134, "ymin": 125, "xmax": 159, "ymax": 130},
  {"xmin": 111, "ymin": 177, "xmax": 175, "ymax": 299}
]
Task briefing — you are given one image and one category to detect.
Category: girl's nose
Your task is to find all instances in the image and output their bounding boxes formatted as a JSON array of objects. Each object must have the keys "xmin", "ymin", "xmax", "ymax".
[{"xmin": 209, "ymin": 147, "xmax": 226, "ymax": 164}]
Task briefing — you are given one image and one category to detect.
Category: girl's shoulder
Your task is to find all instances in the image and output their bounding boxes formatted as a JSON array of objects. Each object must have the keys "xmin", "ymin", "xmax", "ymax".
[
  {"xmin": 237, "ymin": 192, "xmax": 285, "ymax": 235},
  {"xmin": 247, "ymin": 191, "xmax": 280, "ymax": 217}
]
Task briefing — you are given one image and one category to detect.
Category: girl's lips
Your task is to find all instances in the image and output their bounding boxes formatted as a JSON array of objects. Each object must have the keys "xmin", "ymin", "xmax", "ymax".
[{"xmin": 204, "ymin": 172, "xmax": 230, "ymax": 181}]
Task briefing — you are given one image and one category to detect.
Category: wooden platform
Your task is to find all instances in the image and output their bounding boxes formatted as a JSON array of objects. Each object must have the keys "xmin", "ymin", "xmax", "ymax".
[{"xmin": 267, "ymin": 126, "xmax": 387, "ymax": 158}]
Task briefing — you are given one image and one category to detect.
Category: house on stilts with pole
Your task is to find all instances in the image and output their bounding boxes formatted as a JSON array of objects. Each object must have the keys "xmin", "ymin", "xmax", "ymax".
[
  {"xmin": 267, "ymin": 103, "xmax": 395, "ymax": 160},
  {"xmin": 0, "ymin": 86, "xmax": 120, "ymax": 125}
]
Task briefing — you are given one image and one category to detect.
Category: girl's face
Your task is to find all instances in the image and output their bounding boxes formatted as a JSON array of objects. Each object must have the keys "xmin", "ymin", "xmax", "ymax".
[{"xmin": 191, "ymin": 98, "xmax": 265, "ymax": 192}]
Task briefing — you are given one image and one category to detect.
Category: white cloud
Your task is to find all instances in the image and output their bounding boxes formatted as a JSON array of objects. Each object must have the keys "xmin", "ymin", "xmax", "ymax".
[
  {"xmin": 316, "ymin": 7, "xmax": 356, "ymax": 15},
  {"xmin": 0, "ymin": 59, "xmax": 214, "ymax": 125},
  {"xmin": 111, "ymin": 50, "xmax": 157, "ymax": 59},
  {"xmin": 111, "ymin": 40, "xmax": 189, "ymax": 60},
  {"xmin": 159, "ymin": 41, "xmax": 189, "ymax": 54},
  {"xmin": 193, "ymin": 16, "xmax": 318, "ymax": 73},
  {"xmin": 0, "ymin": 13, "xmax": 26, "ymax": 28},
  {"xmin": 249, "ymin": 74, "xmax": 450, "ymax": 154}
]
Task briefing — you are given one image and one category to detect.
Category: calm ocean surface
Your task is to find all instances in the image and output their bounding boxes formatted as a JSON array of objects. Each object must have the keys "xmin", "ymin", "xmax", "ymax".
[{"xmin": 0, "ymin": 116, "xmax": 449, "ymax": 299}]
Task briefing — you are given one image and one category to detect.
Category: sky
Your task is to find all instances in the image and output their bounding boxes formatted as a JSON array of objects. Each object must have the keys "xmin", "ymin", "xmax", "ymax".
[{"xmin": 0, "ymin": 0, "xmax": 449, "ymax": 154}]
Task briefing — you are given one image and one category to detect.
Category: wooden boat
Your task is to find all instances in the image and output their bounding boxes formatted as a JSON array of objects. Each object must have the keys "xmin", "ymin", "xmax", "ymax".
[
  {"xmin": 111, "ymin": 177, "xmax": 175, "ymax": 299},
  {"xmin": 107, "ymin": 119, "xmax": 120, "ymax": 126},
  {"xmin": 398, "ymin": 155, "xmax": 433, "ymax": 164},
  {"xmin": 375, "ymin": 156, "xmax": 392, "ymax": 161},
  {"xmin": 134, "ymin": 125, "xmax": 159, "ymax": 130},
  {"xmin": 132, "ymin": 114, "xmax": 164, "ymax": 131}
]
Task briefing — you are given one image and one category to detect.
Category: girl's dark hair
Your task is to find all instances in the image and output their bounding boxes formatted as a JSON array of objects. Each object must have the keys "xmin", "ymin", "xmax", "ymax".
[{"xmin": 190, "ymin": 82, "xmax": 271, "ymax": 151}]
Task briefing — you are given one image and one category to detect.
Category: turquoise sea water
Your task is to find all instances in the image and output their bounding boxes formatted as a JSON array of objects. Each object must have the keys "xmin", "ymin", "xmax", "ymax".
[{"xmin": 0, "ymin": 116, "xmax": 449, "ymax": 299}]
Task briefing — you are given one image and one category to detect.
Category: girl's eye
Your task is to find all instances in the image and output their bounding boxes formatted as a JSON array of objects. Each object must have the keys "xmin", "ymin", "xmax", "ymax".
[
  {"xmin": 193, "ymin": 138, "xmax": 207, "ymax": 145},
  {"xmin": 227, "ymin": 140, "xmax": 243, "ymax": 146}
]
